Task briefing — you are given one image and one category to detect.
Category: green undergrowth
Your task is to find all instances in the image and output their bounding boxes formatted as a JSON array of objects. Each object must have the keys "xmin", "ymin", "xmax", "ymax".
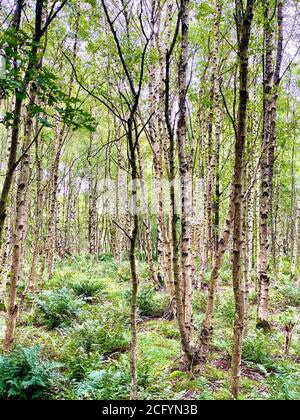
[{"xmin": 0, "ymin": 255, "xmax": 299, "ymax": 400}]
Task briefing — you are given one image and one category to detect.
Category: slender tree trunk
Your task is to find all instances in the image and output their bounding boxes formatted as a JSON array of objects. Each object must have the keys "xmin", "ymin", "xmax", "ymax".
[
  {"xmin": 291, "ymin": 200, "xmax": 299, "ymax": 278},
  {"xmin": 28, "ymin": 134, "xmax": 44, "ymax": 294},
  {"xmin": 137, "ymin": 144, "xmax": 159, "ymax": 287},
  {"xmin": 0, "ymin": 212, "xmax": 12, "ymax": 310},
  {"xmin": 0, "ymin": 1, "xmax": 23, "ymax": 243},
  {"xmin": 164, "ymin": 0, "xmax": 195, "ymax": 367},
  {"xmin": 257, "ymin": 0, "xmax": 284, "ymax": 329},
  {"xmin": 87, "ymin": 131, "xmax": 98, "ymax": 255},
  {"xmin": 3, "ymin": 0, "xmax": 48, "ymax": 352},
  {"xmin": 4, "ymin": 98, "xmax": 35, "ymax": 352},
  {"xmin": 198, "ymin": 195, "xmax": 235, "ymax": 362},
  {"xmin": 43, "ymin": 122, "xmax": 64, "ymax": 280},
  {"xmin": 230, "ymin": 0, "xmax": 256, "ymax": 399},
  {"xmin": 127, "ymin": 120, "xmax": 140, "ymax": 399},
  {"xmin": 204, "ymin": 0, "xmax": 222, "ymax": 266},
  {"xmin": 177, "ymin": 0, "xmax": 194, "ymax": 349}
]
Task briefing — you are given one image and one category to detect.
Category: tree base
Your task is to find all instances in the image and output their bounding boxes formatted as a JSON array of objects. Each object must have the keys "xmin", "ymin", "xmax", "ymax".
[
  {"xmin": 162, "ymin": 301, "xmax": 176, "ymax": 321},
  {"xmin": 256, "ymin": 319, "xmax": 272, "ymax": 332}
]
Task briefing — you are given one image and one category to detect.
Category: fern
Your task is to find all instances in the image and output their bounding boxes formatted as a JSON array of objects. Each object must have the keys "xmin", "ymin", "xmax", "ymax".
[{"xmin": 0, "ymin": 346, "xmax": 60, "ymax": 400}]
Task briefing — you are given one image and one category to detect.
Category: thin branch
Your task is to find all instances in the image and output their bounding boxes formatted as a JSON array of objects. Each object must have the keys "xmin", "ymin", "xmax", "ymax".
[
  {"xmin": 112, "ymin": 219, "xmax": 132, "ymax": 240},
  {"xmin": 112, "ymin": 0, "xmax": 132, "ymax": 24},
  {"xmin": 13, "ymin": 125, "xmax": 44, "ymax": 171},
  {"xmin": 63, "ymin": 51, "xmax": 127, "ymax": 123},
  {"xmin": 219, "ymin": 82, "xmax": 238, "ymax": 141},
  {"xmin": 101, "ymin": 0, "xmax": 136, "ymax": 97},
  {"xmin": 136, "ymin": 111, "xmax": 154, "ymax": 141},
  {"xmin": 41, "ymin": 0, "xmax": 68, "ymax": 36},
  {"xmin": 279, "ymin": 45, "xmax": 300, "ymax": 82}
]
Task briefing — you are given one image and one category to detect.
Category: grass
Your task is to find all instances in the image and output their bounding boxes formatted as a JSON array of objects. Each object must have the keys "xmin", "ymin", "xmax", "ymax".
[{"xmin": 0, "ymin": 255, "xmax": 299, "ymax": 400}]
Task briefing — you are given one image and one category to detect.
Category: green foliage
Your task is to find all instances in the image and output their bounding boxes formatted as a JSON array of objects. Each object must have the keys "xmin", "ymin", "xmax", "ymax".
[
  {"xmin": 75, "ymin": 367, "xmax": 130, "ymax": 400},
  {"xmin": 49, "ymin": 268, "xmax": 80, "ymax": 288},
  {"xmin": 137, "ymin": 285, "xmax": 168, "ymax": 317},
  {"xmin": 203, "ymin": 271, "xmax": 211, "ymax": 286},
  {"xmin": 0, "ymin": 29, "xmax": 30, "ymax": 99},
  {"xmin": 220, "ymin": 269, "xmax": 232, "ymax": 284},
  {"xmin": 36, "ymin": 67, "xmax": 95, "ymax": 131},
  {"xmin": 68, "ymin": 278, "xmax": 106, "ymax": 302},
  {"xmin": 156, "ymin": 322, "xmax": 181, "ymax": 340},
  {"xmin": 275, "ymin": 306, "xmax": 299, "ymax": 328},
  {"xmin": 192, "ymin": 290, "xmax": 208, "ymax": 312},
  {"xmin": 34, "ymin": 288, "xmax": 82, "ymax": 329},
  {"xmin": 195, "ymin": 2, "xmax": 215, "ymax": 19},
  {"xmin": 79, "ymin": 300, "xmax": 130, "ymax": 324},
  {"xmin": 222, "ymin": 254, "xmax": 231, "ymax": 271},
  {"xmin": 137, "ymin": 261, "xmax": 152, "ymax": 281},
  {"xmin": 0, "ymin": 46, "xmax": 95, "ymax": 131},
  {"xmin": 75, "ymin": 358, "xmax": 151, "ymax": 400},
  {"xmin": 56, "ymin": 97, "xmax": 96, "ymax": 131},
  {"xmin": 60, "ymin": 303, "xmax": 129, "ymax": 379},
  {"xmin": 117, "ymin": 261, "xmax": 151, "ymax": 283},
  {"xmin": 282, "ymin": 259, "xmax": 292, "ymax": 276},
  {"xmin": 216, "ymin": 295, "xmax": 235, "ymax": 326},
  {"xmin": 242, "ymin": 331, "xmax": 277, "ymax": 369},
  {"xmin": 12, "ymin": 257, "xmax": 300, "ymax": 401},
  {"xmin": 277, "ymin": 283, "xmax": 300, "ymax": 307},
  {"xmin": 123, "ymin": 284, "xmax": 168, "ymax": 318},
  {"xmin": 60, "ymin": 346, "xmax": 103, "ymax": 381},
  {"xmin": 142, "ymin": 320, "xmax": 180, "ymax": 340},
  {"xmin": 248, "ymin": 290, "xmax": 258, "ymax": 304},
  {"xmin": 117, "ymin": 261, "xmax": 132, "ymax": 282},
  {"xmin": 15, "ymin": 326, "xmax": 64, "ymax": 361},
  {"xmin": 52, "ymin": 256, "xmax": 117, "ymax": 281},
  {"xmin": 98, "ymin": 260, "xmax": 118, "ymax": 277},
  {"xmin": 98, "ymin": 253, "xmax": 114, "ymax": 262},
  {"xmin": 266, "ymin": 362, "xmax": 300, "ymax": 400},
  {"xmin": 0, "ymin": 346, "xmax": 60, "ymax": 400},
  {"xmin": 67, "ymin": 318, "xmax": 128, "ymax": 356}
]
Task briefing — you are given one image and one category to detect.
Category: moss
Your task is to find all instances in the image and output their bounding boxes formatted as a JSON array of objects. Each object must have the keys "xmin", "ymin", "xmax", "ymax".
[
  {"xmin": 138, "ymin": 331, "xmax": 179, "ymax": 375},
  {"xmin": 213, "ymin": 389, "xmax": 231, "ymax": 400},
  {"xmin": 168, "ymin": 370, "xmax": 188, "ymax": 380},
  {"xmin": 205, "ymin": 365, "xmax": 226, "ymax": 381},
  {"xmin": 240, "ymin": 377, "xmax": 258, "ymax": 392},
  {"xmin": 141, "ymin": 320, "xmax": 180, "ymax": 339}
]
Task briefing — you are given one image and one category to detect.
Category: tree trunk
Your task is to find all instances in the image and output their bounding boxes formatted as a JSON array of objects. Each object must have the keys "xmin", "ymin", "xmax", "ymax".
[
  {"xmin": 0, "ymin": 1, "xmax": 23, "ymax": 243},
  {"xmin": 3, "ymin": 0, "xmax": 47, "ymax": 352},
  {"xmin": 4, "ymin": 97, "xmax": 35, "ymax": 352},
  {"xmin": 0, "ymin": 212, "xmax": 12, "ymax": 310},
  {"xmin": 257, "ymin": 0, "xmax": 284, "ymax": 329},
  {"xmin": 176, "ymin": 0, "xmax": 194, "ymax": 350},
  {"xmin": 230, "ymin": 0, "xmax": 256, "ymax": 399},
  {"xmin": 137, "ymin": 144, "xmax": 159, "ymax": 288}
]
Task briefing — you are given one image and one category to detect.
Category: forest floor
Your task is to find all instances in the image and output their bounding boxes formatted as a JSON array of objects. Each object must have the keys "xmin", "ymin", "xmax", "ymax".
[{"xmin": 1, "ymin": 255, "xmax": 299, "ymax": 400}]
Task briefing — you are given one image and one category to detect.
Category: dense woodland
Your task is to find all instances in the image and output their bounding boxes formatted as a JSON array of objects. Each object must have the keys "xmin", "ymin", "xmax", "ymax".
[{"xmin": 0, "ymin": 0, "xmax": 299, "ymax": 401}]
